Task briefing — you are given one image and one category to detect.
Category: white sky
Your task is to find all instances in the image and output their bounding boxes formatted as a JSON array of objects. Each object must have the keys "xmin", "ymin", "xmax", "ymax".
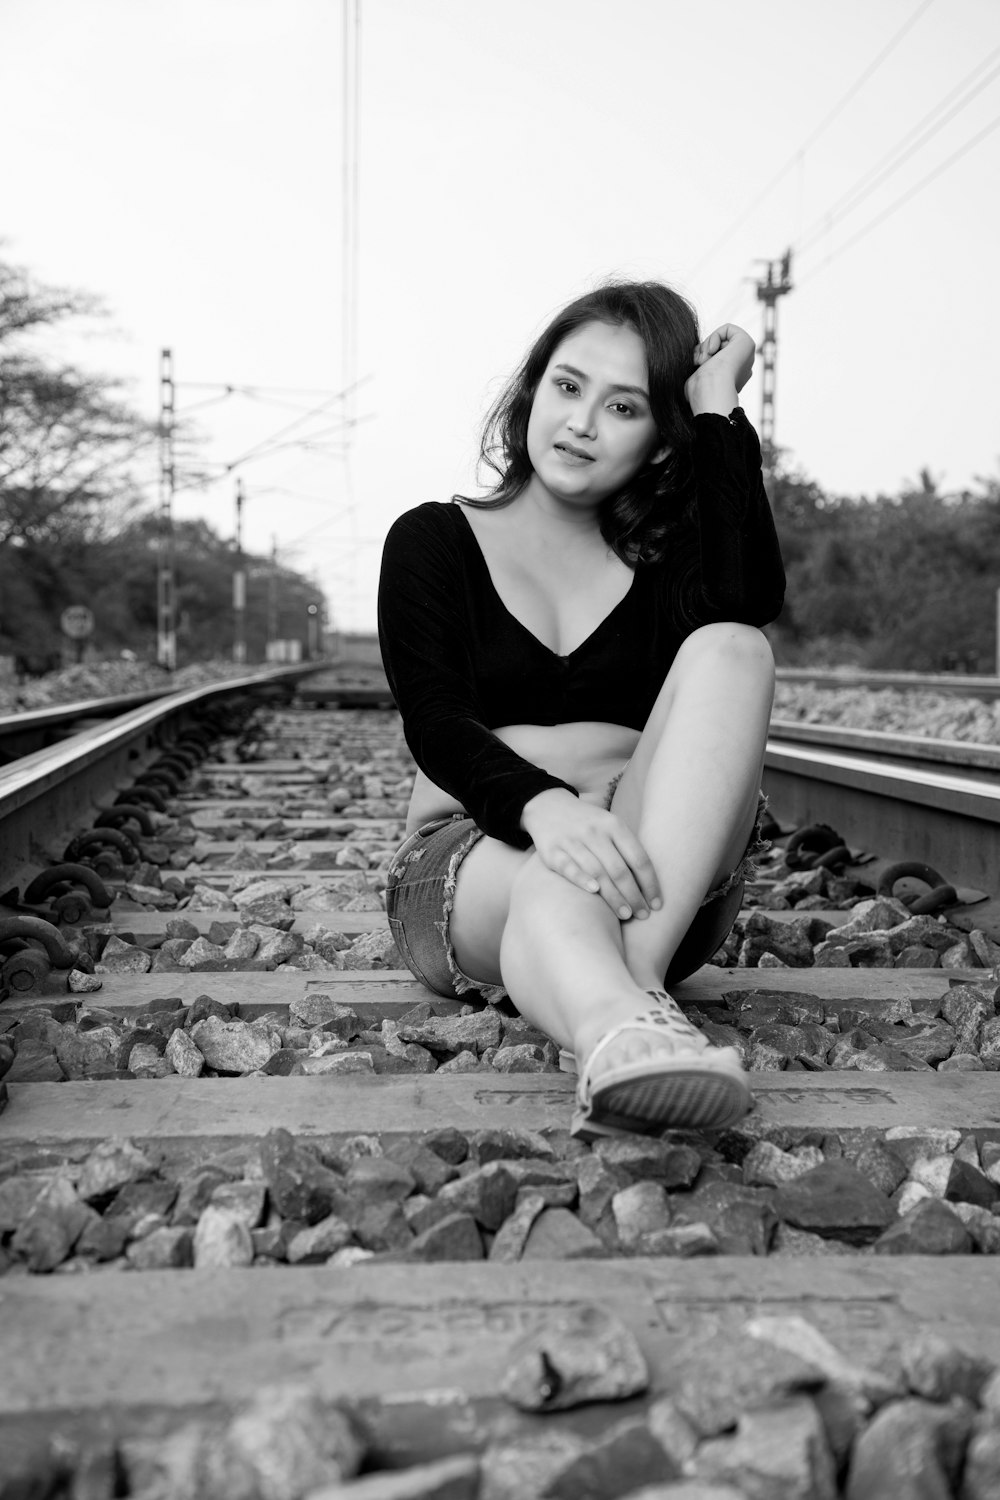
[{"xmin": 3, "ymin": 0, "xmax": 999, "ymax": 633}]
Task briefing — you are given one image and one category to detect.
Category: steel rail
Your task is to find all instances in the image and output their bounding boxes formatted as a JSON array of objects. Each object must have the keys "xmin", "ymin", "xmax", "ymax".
[
  {"xmin": 764, "ymin": 723, "xmax": 1000, "ymax": 899},
  {"xmin": 776, "ymin": 666, "xmax": 1000, "ymax": 702},
  {"xmin": 0, "ymin": 665, "xmax": 323, "ymax": 886}
]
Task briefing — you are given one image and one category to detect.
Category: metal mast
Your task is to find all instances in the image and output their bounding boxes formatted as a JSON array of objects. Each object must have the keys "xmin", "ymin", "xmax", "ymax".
[
  {"xmin": 157, "ymin": 348, "xmax": 176, "ymax": 669},
  {"xmin": 233, "ymin": 479, "xmax": 246, "ymax": 664},
  {"xmin": 754, "ymin": 250, "xmax": 793, "ymax": 476}
]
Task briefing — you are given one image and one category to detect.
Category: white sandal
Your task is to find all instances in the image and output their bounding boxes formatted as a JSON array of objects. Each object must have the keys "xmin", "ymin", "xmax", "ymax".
[{"xmin": 570, "ymin": 995, "xmax": 752, "ymax": 1140}]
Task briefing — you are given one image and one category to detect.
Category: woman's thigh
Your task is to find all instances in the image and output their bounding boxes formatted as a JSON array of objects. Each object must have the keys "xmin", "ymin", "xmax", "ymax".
[{"xmin": 448, "ymin": 834, "xmax": 532, "ymax": 986}]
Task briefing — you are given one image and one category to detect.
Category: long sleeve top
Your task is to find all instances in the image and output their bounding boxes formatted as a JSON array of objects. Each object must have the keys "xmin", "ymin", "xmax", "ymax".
[{"xmin": 378, "ymin": 407, "xmax": 785, "ymax": 848}]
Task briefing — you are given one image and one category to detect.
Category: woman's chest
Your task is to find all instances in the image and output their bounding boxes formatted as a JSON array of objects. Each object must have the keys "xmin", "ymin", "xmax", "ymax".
[{"xmin": 475, "ymin": 536, "xmax": 635, "ymax": 658}]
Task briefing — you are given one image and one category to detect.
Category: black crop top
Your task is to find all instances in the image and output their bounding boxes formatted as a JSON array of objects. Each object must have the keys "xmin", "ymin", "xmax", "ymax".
[{"xmin": 378, "ymin": 408, "xmax": 785, "ymax": 848}]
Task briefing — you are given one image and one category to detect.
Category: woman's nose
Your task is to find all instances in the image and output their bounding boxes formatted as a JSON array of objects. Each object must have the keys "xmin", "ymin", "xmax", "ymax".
[{"xmin": 566, "ymin": 407, "xmax": 597, "ymax": 438}]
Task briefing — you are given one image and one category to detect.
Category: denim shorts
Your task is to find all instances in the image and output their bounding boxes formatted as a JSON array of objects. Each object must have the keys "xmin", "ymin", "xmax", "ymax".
[{"xmin": 384, "ymin": 787, "xmax": 769, "ymax": 1005}]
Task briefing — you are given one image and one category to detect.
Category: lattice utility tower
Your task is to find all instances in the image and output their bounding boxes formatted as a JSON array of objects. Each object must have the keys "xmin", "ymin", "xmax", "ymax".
[
  {"xmin": 755, "ymin": 250, "xmax": 793, "ymax": 476},
  {"xmin": 157, "ymin": 348, "xmax": 176, "ymax": 670}
]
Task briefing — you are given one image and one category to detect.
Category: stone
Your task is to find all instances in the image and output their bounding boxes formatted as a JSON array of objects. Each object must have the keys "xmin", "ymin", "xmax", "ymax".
[
  {"xmin": 344, "ymin": 1196, "xmax": 409, "ymax": 1253},
  {"xmin": 520, "ymin": 1207, "xmax": 605, "ymax": 1260},
  {"xmin": 260, "ymin": 1129, "xmax": 348, "ymax": 1224},
  {"xmin": 741, "ymin": 910, "xmax": 818, "ymax": 966},
  {"xmin": 222, "ymin": 1383, "xmax": 363, "ymax": 1494},
  {"xmin": 946, "ymin": 1157, "xmax": 998, "ymax": 1209},
  {"xmin": 130, "ymin": 1042, "xmax": 172, "ymax": 1075},
  {"xmin": 667, "ymin": 1331, "xmax": 826, "ymax": 1438},
  {"xmin": 875, "ymin": 1198, "xmax": 973, "ymax": 1255},
  {"xmin": 592, "ymin": 1136, "xmax": 700, "ymax": 1189},
  {"xmin": 488, "ymin": 1194, "xmax": 547, "ymax": 1262},
  {"xmin": 185, "ymin": 994, "xmax": 232, "ymax": 1027},
  {"xmin": 980, "ymin": 1015, "xmax": 1000, "ymax": 1070},
  {"xmin": 885, "ymin": 1125, "xmax": 962, "ymax": 1158},
  {"xmin": 302, "ymin": 1051, "xmax": 375, "ymax": 1075},
  {"xmin": 304, "ymin": 1454, "xmax": 480, "ymax": 1498},
  {"xmin": 3, "ymin": 1044, "xmax": 64, "ymax": 1082},
  {"xmin": 673, "ymin": 1180, "xmax": 776, "ymax": 1255},
  {"xmin": 0, "ymin": 1173, "xmax": 52, "ymax": 1231},
  {"xmin": 491, "ymin": 1043, "xmax": 552, "ymax": 1072},
  {"xmin": 172, "ymin": 1166, "xmax": 234, "ymax": 1225},
  {"xmin": 436, "ymin": 1051, "xmax": 482, "ymax": 1073},
  {"xmin": 107, "ymin": 1177, "xmax": 178, "ymax": 1229},
  {"xmin": 612, "ymin": 1181, "xmax": 672, "ymax": 1248},
  {"xmin": 575, "ymin": 1154, "xmax": 625, "ymax": 1233},
  {"xmin": 166, "ymin": 1026, "xmax": 205, "ymax": 1076},
  {"xmin": 479, "ymin": 1434, "xmax": 590, "ymax": 1500},
  {"xmin": 909, "ymin": 1153, "xmax": 957, "ymax": 1198},
  {"xmin": 746, "ymin": 1314, "xmax": 903, "ymax": 1413},
  {"xmin": 384, "ymin": 1139, "xmax": 459, "ymax": 1196},
  {"xmin": 695, "ymin": 1396, "xmax": 836, "ymax": 1500},
  {"xmin": 290, "ymin": 994, "xmax": 362, "ymax": 1037},
  {"xmin": 10, "ymin": 1174, "xmax": 98, "ymax": 1271},
  {"xmin": 96, "ymin": 936, "xmax": 152, "ymax": 974},
  {"xmin": 639, "ymin": 1223, "xmax": 720, "ymax": 1257},
  {"xmin": 257, "ymin": 930, "xmax": 303, "ymax": 967},
  {"xmin": 408, "ymin": 1211, "xmax": 484, "ymax": 1262},
  {"xmin": 177, "ymin": 936, "xmax": 228, "ymax": 970},
  {"xmin": 939, "ymin": 1052, "xmax": 986, "ymax": 1071},
  {"xmin": 468, "ymin": 1127, "xmax": 555, "ymax": 1164},
  {"xmin": 422, "ymin": 1127, "xmax": 469, "ymax": 1165},
  {"xmin": 437, "ymin": 1162, "xmax": 519, "ymax": 1231},
  {"xmin": 126, "ymin": 1226, "xmax": 193, "ymax": 1268},
  {"xmin": 67, "ymin": 968, "xmax": 104, "ymax": 993},
  {"xmin": 285, "ymin": 1213, "xmax": 353, "ymax": 1263},
  {"xmin": 772, "ymin": 1160, "xmax": 895, "ymax": 1244},
  {"xmin": 963, "ymin": 1416, "xmax": 1000, "ymax": 1500},
  {"xmin": 224, "ymin": 927, "xmax": 261, "ymax": 961},
  {"xmin": 941, "ymin": 987, "xmax": 993, "ymax": 1053},
  {"xmin": 345, "ymin": 1157, "xmax": 416, "ymax": 1204},
  {"xmin": 900, "ymin": 1332, "xmax": 994, "ymax": 1404},
  {"xmin": 843, "ymin": 1139, "xmax": 908, "ymax": 1197},
  {"xmin": 743, "ymin": 1140, "xmax": 824, "ymax": 1187},
  {"xmin": 190, "ymin": 1015, "xmax": 280, "ymax": 1074},
  {"xmin": 210, "ymin": 1180, "xmax": 267, "ymax": 1229},
  {"xmin": 398, "ymin": 1010, "xmax": 503, "ymax": 1056},
  {"xmin": 76, "ymin": 1137, "xmax": 156, "ymax": 1202},
  {"xmin": 501, "ymin": 1303, "xmax": 648, "ymax": 1411},
  {"xmin": 845, "ymin": 1395, "xmax": 972, "ymax": 1499},
  {"xmin": 193, "ymin": 1205, "xmax": 254, "ymax": 1267},
  {"xmin": 544, "ymin": 1414, "xmax": 680, "ymax": 1499}
]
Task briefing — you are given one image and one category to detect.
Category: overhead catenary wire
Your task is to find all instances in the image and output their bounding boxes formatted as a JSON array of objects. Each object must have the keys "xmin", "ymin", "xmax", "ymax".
[
  {"xmin": 794, "ymin": 46, "xmax": 1000, "ymax": 256},
  {"xmin": 683, "ymin": 0, "xmax": 937, "ymax": 283},
  {"xmin": 797, "ymin": 107, "xmax": 1000, "ymax": 285}
]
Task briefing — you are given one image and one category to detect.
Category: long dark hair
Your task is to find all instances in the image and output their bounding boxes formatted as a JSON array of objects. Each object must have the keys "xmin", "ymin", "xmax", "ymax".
[{"xmin": 457, "ymin": 280, "xmax": 700, "ymax": 565}]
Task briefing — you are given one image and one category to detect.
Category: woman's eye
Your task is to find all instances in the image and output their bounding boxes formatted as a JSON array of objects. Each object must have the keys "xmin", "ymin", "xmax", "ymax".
[
  {"xmin": 610, "ymin": 402, "xmax": 634, "ymax": 417},
  {"xmin": 556, "ymin": 380, "xmax": 578, "ymax": 394}
]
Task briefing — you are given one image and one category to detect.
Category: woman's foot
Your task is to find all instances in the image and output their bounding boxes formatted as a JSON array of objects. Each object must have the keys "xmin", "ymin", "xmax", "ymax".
[
  {"xmin": 569, "ymin": 990, "xmax": 750, "ymax": 1138},
  {"xmin": 568, "ymin": 988, "xmax": 710, "ymax": 1077}
]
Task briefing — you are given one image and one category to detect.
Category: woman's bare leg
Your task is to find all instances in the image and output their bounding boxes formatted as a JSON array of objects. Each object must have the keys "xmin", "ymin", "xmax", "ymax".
[{"xmin": 450, "ymin": 624, "xmax": 775, "ymax": 1068}]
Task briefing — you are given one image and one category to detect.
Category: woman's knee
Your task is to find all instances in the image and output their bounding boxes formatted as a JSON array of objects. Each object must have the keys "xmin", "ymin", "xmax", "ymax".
[{"xmin": 673, "ymin": 621, "xmax": 775, "ymax": 678}]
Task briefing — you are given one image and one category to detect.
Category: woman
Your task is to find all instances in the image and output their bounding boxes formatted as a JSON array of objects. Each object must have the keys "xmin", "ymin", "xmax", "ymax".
[{"xmin": 378, "ymin": 280, "xmax": 785, "ymax": 1138}]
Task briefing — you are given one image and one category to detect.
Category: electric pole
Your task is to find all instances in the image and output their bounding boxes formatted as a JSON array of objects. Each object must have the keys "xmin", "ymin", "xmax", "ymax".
[
  {"xmin": 157, "ymin": 349, "xmax": 176, "ymax": 669},
  {"xmin": 267, "ymin": 535, "xmax": 279, "ymax": 656},
  {"xmin": 233, "ymin": 479, "xmax": 247, "ymax": 665},
  {"xmin": 754, "ymin": 250, "xmax": 793, "ymax": 477}
]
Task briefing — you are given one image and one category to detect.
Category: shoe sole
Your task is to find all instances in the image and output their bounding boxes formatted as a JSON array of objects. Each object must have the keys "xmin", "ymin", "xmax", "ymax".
[{"xmin": 573, "ymin": 1067, "xmax": 752, "ymax": 1140}]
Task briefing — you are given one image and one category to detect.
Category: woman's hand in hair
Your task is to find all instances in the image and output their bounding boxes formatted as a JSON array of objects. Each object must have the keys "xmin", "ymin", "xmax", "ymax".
[
  {"xmin": 520, "ymin": 789, "xmax": 661, "ymax": 921},
  {"xmin": 685, "ymin": 324, "xmax": 755, "ymax": 415}
]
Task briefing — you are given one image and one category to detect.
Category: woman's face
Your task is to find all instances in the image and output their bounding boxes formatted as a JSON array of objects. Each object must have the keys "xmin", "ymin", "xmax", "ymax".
[{"xmin": 525, "ymin": 320, "xmax": 670, "ymax": 507}]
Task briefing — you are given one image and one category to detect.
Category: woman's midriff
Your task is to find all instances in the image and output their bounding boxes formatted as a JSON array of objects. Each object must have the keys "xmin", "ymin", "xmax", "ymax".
[{"xmin": 404, "ymin": 721, "xmax": 642, "ymax": 833}]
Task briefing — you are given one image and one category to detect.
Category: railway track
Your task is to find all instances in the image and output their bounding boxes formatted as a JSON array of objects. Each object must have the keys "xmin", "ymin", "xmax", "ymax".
[{"xmin": 1, "ymin": 663, "xmax": 999, "ymax": 1497}]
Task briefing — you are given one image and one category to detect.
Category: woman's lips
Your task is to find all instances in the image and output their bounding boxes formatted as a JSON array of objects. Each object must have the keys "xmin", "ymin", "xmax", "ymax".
[{"xmin": 554, "ymin": 443, "xmax": 594, "ymax": 464}]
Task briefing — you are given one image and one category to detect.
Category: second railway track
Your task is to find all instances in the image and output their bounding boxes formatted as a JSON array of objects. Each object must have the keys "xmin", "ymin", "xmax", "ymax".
[{"xmin": 1, "ymin": 662, "xmax": 999, "ymax": 1498}]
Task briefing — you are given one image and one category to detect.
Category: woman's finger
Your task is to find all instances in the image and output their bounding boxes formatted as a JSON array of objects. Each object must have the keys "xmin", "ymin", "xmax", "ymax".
[{"xmin": 610, "ymin": 829, "xmax": 662, "ymax": 911}]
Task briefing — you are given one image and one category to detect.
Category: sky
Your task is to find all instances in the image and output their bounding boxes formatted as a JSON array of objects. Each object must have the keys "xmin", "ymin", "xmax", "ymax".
[{"xmin": 3, "ymin": 0, "xmax": 999, "ymax": 634}]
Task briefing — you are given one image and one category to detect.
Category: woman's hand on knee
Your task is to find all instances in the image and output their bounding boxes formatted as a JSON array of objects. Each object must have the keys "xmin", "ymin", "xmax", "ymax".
[{"xmin": 520, "ymin": 789, "xmax": 661, "ymax": 920}]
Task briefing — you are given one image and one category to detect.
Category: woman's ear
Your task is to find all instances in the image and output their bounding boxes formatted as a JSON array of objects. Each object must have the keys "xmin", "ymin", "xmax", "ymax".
[{"xmin": 649, "ymin": 441, "xmax": 672, "ymax": 467}]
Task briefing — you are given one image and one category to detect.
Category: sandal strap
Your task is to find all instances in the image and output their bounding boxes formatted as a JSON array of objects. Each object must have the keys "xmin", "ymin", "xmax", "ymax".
[{"xmin": 579, "ymin": 1006, "xmax": 706, "ymax": 1102}]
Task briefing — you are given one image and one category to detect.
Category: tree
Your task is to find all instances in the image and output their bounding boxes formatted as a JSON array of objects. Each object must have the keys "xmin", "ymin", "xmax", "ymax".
[{"xmin": 0, "ymin": 255, "xmax": 155, "ymax": 663}]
